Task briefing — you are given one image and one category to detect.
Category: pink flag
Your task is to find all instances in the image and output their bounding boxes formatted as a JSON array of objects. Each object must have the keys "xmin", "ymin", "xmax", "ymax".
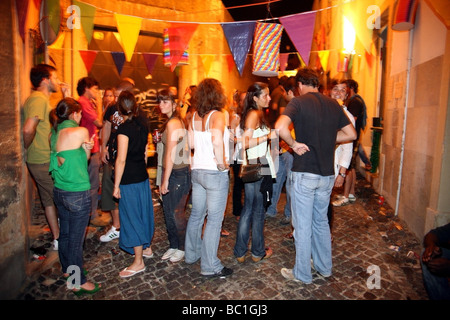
[{"xmin": 280, "ymin": 12, "xmax": 316, "ymax": 66}]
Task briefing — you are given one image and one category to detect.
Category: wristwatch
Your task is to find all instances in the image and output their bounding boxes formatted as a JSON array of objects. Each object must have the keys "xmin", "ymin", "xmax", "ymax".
[{"xmin": 339, "ymin": 172, "xmax": 346, "ymax": 178}]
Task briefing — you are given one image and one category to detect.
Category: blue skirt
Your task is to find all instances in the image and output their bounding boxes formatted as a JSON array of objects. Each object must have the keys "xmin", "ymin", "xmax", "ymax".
[{"xmin": 118, "ymin": 179, "xmax": 154, "ymax": 254}]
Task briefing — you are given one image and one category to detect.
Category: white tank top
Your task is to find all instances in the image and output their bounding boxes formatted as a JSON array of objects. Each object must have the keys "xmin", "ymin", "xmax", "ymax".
[{"xmin": 191, "ymin": 111, "xmax": 230, "ymax": 171}]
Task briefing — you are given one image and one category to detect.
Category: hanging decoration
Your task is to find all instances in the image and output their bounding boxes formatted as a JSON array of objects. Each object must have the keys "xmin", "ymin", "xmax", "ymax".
[
  {"xmin": 280, "ymin": 11, "xmax": 316, "ymax": 66},
  {"xmin": 163, "ymin": 28, "xmax": 189, "ymax": 71},
  {"xmin": 164, "ymin": 23, "xmax": 198, "ymax": 72},
  {"xmin": 79, "ymin": 50, "xmax": 97, "ymax": 73},
  {"xmin": 114, "ymin": 13, "xmax": 142, "ymax": 62},
  {"xmin": 392, "ymin": 0, "xmax": 419, "ymax": 31},
  {"xmin": 73, "ymin": 0, "xmax": 96, "ymax": 44},
  {"xmin": 225, "ymin": 54, "xmax": 235, "ymax": 73},
  {"xmin": 201, "ymin": 55, "xmax": 215, "ymax": 76},
  {"xmin": 221, "ymin": 22, "xmax": 256, "ymax": 76},
  {"xmin": 142, "ymin": 53, "xmax": 159, "ymax": 74},
  {"xmin": 317, "ymin": 50, "xmax": 330, "ymax": 71},
  {"xmin": 111, "ymin": 51, "xmax": 126, "ymax": 75},
  {"xmin": 342, "ymin": 0, "xmax": 373, "ymax": 53},
  {"xmin": 252, "ymin": 22, "xmax": 284, "ymax": 77}
]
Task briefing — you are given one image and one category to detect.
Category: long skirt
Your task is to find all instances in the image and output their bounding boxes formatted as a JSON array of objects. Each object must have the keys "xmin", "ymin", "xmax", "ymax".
[{"xmin": 118, "ymin": 179, "xmax": 154, "ymax": 255}]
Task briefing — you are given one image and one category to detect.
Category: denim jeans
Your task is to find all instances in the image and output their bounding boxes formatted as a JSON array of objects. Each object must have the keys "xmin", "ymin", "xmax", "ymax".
[
  {"xmin": 88, "ymin": 152, "xmax": 101, "ymax": 218},
  {"xmin": 290, "ymin": 172, "xmax": 334, "ymax": 283},
  {"xmin": 234, "ymin": 178, "xmax": 266, "ymax": 258},
  {"xmin": 231, "ymin": 163, "xmax": 244, "ymax": 216},
  {"xmin": 53, "ymin": 188, "xmax": 91, "ymax": 286},
  {"xmin": 421, "ymin": 248, "xmax": 450, "ymax": 300},
  {"xmin": 185, "ymin": 169, "xmax": 229, "ymax": 275},
  {"xmin": 162, "ymin": 166, "xmax": 191, "ymax": 251},
  {"xmin": 266, "ymin": 151, "xmax": 293, "ymax": 218}
]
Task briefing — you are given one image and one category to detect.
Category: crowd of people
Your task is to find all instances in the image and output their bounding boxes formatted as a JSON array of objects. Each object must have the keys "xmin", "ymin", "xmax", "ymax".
[{"xmin": 25, "ymin": 63, "xmax": 447, "ymax": 300}]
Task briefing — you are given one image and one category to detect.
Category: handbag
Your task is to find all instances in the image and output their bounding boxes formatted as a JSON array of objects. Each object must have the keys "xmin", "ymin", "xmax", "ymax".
[{"xmin": 239, "ymin": 145, "xmax": 263, "ymax": 183}]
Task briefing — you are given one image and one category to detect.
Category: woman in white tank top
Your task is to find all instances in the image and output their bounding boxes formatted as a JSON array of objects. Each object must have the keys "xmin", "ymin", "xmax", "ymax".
[
  {"xmin": 234, "ymin": 82, "xmax": 274, "ymax": 263},
  {"xmin": 184, "ymin": 78, "xmax": 233, "ymax": 278}
]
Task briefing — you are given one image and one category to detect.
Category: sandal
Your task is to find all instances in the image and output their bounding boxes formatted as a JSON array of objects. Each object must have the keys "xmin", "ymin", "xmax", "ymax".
[{"xmin": 73, "ymin": 283, "xmax": 101, "ymax": 296}]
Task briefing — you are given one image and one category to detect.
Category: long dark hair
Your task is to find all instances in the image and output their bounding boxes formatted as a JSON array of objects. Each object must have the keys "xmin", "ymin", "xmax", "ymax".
[
  {"xmin": 193, "ymin": 78, "xmax": 226, "ymax": 118},
  {"xmin": 157, "ymin": 88, "xmax": 185, "ymax": 133},
  {"xmin": 117, "ymin": 91, "xmax": 138, "ymax": 119},
  {"xmin": 240, "ymin": 82, "xmax": 269, "ymax": 130},
  {"xmin": 50, "ymin": 98, "xmax": 81, "ymax": 131}
]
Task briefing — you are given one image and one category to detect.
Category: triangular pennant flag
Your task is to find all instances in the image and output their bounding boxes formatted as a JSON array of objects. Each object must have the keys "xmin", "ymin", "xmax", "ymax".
[
  {"xmin": 73, "ymin": 0, "xmax": 96, "ymax": 44},
  {"xmin": 317, "ymin": 50, "xmax": 330, "ymax": 71},
  {"xmin": 79, "ymin": 50, "xmax": 97, "ymax": 73},
  {"xmin": 167, "ymin": 23, "xmax": 198, "ymax": 71},
  {"xmin": 279, "ymin": 53, "xmax": 289, "ymax": 72},
  {"xmin": 46, "ymin": 0, "xmax": 61, "ymax": 36},
  {"xmin": 163, "ymin": 29, "xmax": 189, "ymax": 70},
  {"xmin": 33, "ymin": 0, "xmax": 41, "ymax": 9},
  {"xmin": 111, "ymin": 51, "xmax": 126, "ymax": 75},
  {"xmin": 16, "ymin": 0, "xmax": 29, "ymax": 42},
  {"xmin": 114, "ymin": 13, "xmax": 142, "ymax": 62},
  {"xmin": 342, "ymin": 0, "xmax": 373, "ymax": 53},
  {"xmin": 221, "ymin": 22, "xmax": 255, "ymax": 76},
  {"xmin": 280, "ymin": 12, "xmax": 316, "ymax": 66},
  {"xmin": 48, "ymin": 31, "xmax": 65, "ymax": 49},
  {"xmin": 201, "ymin": 55, "xmax": 215, "ymax": 76},
  {"xmin": 225, "ymin": 54, "xmax": 235, "ymax": 73},
  {"xmin": 142, "ymin": 53, "xmax": 158, "ymax": 74}
]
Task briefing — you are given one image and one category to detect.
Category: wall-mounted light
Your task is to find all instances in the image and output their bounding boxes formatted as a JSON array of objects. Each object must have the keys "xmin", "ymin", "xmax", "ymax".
[{"xmin": 343, "ymin": 16, "xmax": 356, "ymax": 54}]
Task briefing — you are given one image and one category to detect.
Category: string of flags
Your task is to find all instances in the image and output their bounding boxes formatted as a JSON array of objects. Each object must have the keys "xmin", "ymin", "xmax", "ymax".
[{"xmin": 18, "ymin": 0, "xmax": 376, "ymax": 76}]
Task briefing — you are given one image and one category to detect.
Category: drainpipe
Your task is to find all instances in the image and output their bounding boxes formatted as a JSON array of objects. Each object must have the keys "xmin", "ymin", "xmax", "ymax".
[{"xmin": 395, "ymin": 29, "xmax": 414, "ymax": 216}]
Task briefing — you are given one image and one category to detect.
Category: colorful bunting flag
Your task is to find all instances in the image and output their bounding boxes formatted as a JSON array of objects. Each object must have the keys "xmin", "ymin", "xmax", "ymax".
[
  {"xmin": 142, "ymin": 53, "xmax": 158, "ymax": 74},
  {"xmin": 114, "ymin": 13, "xmax": 142, "ymax": 62},
  {"xmin": 279, "ymin": 53, "xmax": 289, "ymax": 72},
  {"xmin": 48, "ymin": 31, "xmax": 65, "ymax": 49},
  {"xmin": 280, "ymin": 11, "xmax": 316, "ymax": 66},
  {"xmin": 317, "ymin": 50, "xmax": 330, "ymax": 71},
  {"xmin": 111, "ymin": 51, "xmax": 125, "ymax": 75},
  {"xmin": 165, "ymin": 23, "xmax": 198, "ymax": 72},
  {"xmin": 79, "ymin": 50, "xmax": 97, "ymax": 73},
  {"xmin": 221, "ymin": 22, "xmax": 256, "ymax": 76},
  {"xmin": 225, "ymin": 54, "xmax": 235, "ymax": 73},
  {"xmin": 342, "ymin": 0, "xmax": 373, "ymax": 53},
  {"xmin": 201, "ymin": 55, "xmax": 215, "ymax": 76},
  {"xmin": 73, "ymin": 0, "xmax": 96, "ymax": 44}
]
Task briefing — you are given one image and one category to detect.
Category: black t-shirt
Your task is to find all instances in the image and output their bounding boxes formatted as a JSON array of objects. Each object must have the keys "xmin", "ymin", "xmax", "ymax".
[
  {"xmin": 103, "ymin": 103, "xmax": 124, "ymax": 164},
  {"xmin": 117, "ymin": 117, "xmax": 149, "ymax": 185},
  {"xmin": 346, "ymin": 95, "xmax": 365, "ymax": 138},
  {"xmin": 284, "ymin": 92, "xmax": 350, "ymax": 176}
]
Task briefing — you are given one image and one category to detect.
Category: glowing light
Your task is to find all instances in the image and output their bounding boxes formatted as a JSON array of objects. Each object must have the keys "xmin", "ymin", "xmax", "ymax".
[{"xmin": 343, "ymin": 16, "xmax": 356, "ymax": 54}]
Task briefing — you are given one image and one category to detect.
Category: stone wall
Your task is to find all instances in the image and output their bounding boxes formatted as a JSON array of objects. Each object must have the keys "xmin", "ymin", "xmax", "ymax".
[{"xmin": 0, "ymin": 0, "xmax": 28, "ymax": 299}]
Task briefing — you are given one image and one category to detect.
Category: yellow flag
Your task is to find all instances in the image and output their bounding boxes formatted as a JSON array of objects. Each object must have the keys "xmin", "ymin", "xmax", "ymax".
[
  {"xmin": 317, "ymin": 50, "xmax": 330, "ymax": 71},
  {"xmin": 114, "ymin": 14, "xmax": 142, "ymax": 62},
  {"xmin": 48, "ymin": 31, "xmax": 65, "ymax": 49},
  {"xmin": 341, "ymin": 0, "xmax": 374, "ymax": 53},
  {"xmin": 201, "ymin": 55, "xmax": 214, "ymax": 76}
]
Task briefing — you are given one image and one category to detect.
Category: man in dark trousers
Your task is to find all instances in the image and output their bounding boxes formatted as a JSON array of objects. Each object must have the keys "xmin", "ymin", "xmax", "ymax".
[{"xmin": 276, "ymin": 68, "xmax": 356, "ymax": 284}]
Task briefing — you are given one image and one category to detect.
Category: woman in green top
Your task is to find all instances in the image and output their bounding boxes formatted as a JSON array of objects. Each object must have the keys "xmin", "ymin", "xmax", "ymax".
[{"xmin": 49, "ymin": 98, "xmax": 101, "ymax": 296}]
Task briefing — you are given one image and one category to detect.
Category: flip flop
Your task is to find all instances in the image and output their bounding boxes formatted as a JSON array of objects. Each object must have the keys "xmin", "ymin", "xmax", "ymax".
[{"xmin": 119, "ymin": 267, "xmax": 146, "ymax": 278}]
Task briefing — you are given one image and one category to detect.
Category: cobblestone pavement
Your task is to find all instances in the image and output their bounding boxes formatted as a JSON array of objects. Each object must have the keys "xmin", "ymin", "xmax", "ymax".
[{"xmin": 17, "ymin": 173, "xmax": 428, "ymax": 303}]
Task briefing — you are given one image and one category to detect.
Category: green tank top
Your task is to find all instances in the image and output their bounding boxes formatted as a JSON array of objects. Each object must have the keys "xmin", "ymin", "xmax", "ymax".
[{"xmin": 49, "ymin": 120, "xmax": 90, "ymax": 192}]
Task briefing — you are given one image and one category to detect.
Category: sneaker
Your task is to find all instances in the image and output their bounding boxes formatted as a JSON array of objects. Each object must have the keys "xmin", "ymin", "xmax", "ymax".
[
  {"xmin": 161, "ymin": 248, "xmax": 178, "ymax": 260},
  {"xmin": 99, "ymin": 226, "xmax": 120, "ymax": 242},
  {"xmin": 202, "ymin": 267, "xmax": 233, "ymax": 278},
  {"xmin": 169, "ymin": 250, "xmax": 185, "ymax": 263},
  {"xmin": 281, "ymin": 268, "xmax": 301, "ymax": 282},
  {"xmin": 252, "ymin": 247, "xmax": 273, "ymax": 263},
  {"xmin": 332, "ymin": 197, "xmax": 349, "ymax": 207},
  {"xmin": 348, "ymin": 194, "xmax": 356, "ymax": 202},
  {"xmin": 52, "ymin": 239, "xmax": 58, "ymax": 251}
]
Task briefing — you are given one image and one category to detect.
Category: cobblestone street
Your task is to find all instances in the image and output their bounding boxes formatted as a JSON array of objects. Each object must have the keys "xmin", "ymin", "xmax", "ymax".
[{"xmin": 17, "ymin": 173, "xmax": 428, "ymax": 306}]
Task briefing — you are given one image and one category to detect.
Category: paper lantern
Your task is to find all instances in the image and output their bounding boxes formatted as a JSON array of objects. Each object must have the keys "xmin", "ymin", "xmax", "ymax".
[
  {"xmin": 163, "ymin": 28, "xmax": 189, "ymax": 71},
  {"xmin": 252, "ymin": 23, "xmax": 284, "ymax": 77},
  {"xmin": 392, "ymin": 0, "xmax": 419, "ymax": 31}
]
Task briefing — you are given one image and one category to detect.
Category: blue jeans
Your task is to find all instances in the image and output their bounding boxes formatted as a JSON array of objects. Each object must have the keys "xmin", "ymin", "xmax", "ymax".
[
  {"xmin": 88, "ymin": 152, "xmax": 101, "ymax": 218},
  {"xmin": 185, "ymin": 169, "xmax": 229, "ymax": 275},
  {"xmin": 421, "ymin": 248, "xmax": 450, "ymax": 300},
  {"xmin": 290, "ymin": 172, "xmax": 334, "ymax": 283},
  {"xmin": 234, "ymin": 178, "xmax": 266, "ymax": 258},
  {"xmin": 266, "ymin": 151, "xmax": 293, "ymax": 218},
  {"xmin": 53, "ymin": 188, "xmax": 91, "ymax": 285},
  {"xmin": 162, "ymin": 167, "xmax": 191, "ymax": 251}
]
